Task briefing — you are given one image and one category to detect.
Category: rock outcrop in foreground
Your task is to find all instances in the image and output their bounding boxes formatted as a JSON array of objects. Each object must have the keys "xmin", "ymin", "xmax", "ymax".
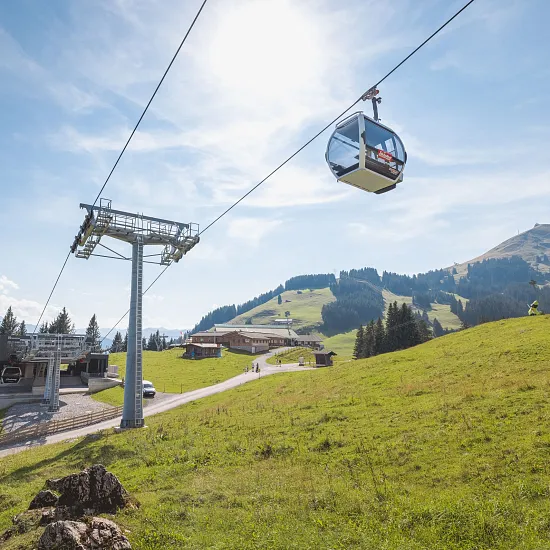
[
  {"xmin": 1, "ymin": 464, "xmax": 135, "ymax": 549},
  {"xmin": 46, "ymin": 464, "xmax": 129, "ymax": 515},
  {"xmin": 39, "ymin": 518, "xmax": 131, "ymax": 550}
]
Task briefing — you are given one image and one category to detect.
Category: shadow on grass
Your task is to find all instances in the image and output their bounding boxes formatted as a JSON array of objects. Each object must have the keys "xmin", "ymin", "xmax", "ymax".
[{"xmin": 0, "ymin": 431, "xmax": 133, "ymax": 484}]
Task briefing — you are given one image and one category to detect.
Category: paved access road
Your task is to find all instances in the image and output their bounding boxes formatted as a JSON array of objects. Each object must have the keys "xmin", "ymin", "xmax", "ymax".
[{"xmin": 0, "ymin": 349, "xmax": 311, "ymax": 458}]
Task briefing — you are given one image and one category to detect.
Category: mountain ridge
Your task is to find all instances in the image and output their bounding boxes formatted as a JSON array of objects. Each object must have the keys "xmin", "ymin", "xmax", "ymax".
[{"xmin": 453, "ymin": 223, "xmax": 550, "ymax": 274}]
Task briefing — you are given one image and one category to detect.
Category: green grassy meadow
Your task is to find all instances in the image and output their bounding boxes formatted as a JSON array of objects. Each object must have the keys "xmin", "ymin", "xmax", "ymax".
[
  {"xmin": 93, "ymin": 349, "xmax": 260, "ymax": 406},
  {"xmin": 321, "ymin": 329, "xmax": 356, "ymax": 356},
  {"xmin": 382, "ymin": 289, "xmax": 463, "ymax": 330},
  {"xmin": 230, "ymin": 288, "xmax": 335, "ymax": 329},
  {"xmin": 427, "ymin": 303, "xmax": 462, "ymax": 329},
  {"xmin": 2, "ymin": 316, "xmax": 550, "ymax": 548}
]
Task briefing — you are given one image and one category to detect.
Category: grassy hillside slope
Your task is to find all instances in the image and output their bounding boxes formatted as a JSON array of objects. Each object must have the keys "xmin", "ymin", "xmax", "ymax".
[
  {"xmin": 382, "ymin": 289, "xmax": 462, "ymax": 330},
  {"xmin": 322, "ymin": 329, "xmax": 356, "ymax": 355},
  {"xmin": 2, "ymin": 316, "xmax": 550, "ymax": 549},
  {"xmin": 230, "ymin": 288, "xmax": 335, "ymax": 329}
]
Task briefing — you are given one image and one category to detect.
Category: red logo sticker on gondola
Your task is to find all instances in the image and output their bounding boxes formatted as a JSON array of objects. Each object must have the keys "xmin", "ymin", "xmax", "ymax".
[{"xmin": 377, "ymin": 150, "xmax": 393, "ymax": 162}]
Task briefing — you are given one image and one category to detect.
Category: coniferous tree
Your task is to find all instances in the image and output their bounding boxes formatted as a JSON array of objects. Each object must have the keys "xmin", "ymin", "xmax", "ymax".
[
  {"xmin": 449, "ymin": 295, "xmax": 458, "ymax": 315},
  {"xmin": 416, "ymin": 319, "xmax": 432, "ymax": 344},
  {"xmin": 374, "ymin": 317, "xmax": 385, "ymax": 355},
  {"xmin": 285, "ymin": 274, "xmax": 335, "ymax": 291},
  {"xmin": 460, "ymin": 319, "xmax": 471, "ymax": 330},
  {"xmin": 86, "ymin": 314, "xmax": 101, "ymax": 351},
  {"xmin": 0, "ymin": 306, "xmax": 18, "ymax": 335},
  {"xmin": 155, "ymin": 330, "xmax": 161, "ymax": 351},
  {"xmin": 401, "ymin": 303, "xmax": 422, "ymax": 348},
  {"xmin": 353, "ymin": 325, "xmax": 365, "ymax": 359},
  {"xmin": 17, "ymin": 320, "xmax": 27, "ymax": 337},
  {"xmin": 384, "ymin": 302, "xmax": 397, "ymax": 352},
  {"xmin": 39, "ymin": 321, "xmax": 49, "ymax": 333},
  {"xmin": 432, "ymin": 318, "xmax": 445, "ymax": 337},
  {"xmin": 49, "ymin": 307, "xmax": 74, "ymax": 334},
  {"xmin": 277, "ymin": 294, "xmax": 283, "ymax": 305},
  {"xmin": 147, "ymin": 333, "xmax": 156, "ymax": 351},
  {"xmin": 457, "ymin": 300, "xmax": 464, "ymax": 318},
  {"xmin": 110, "ymin": 331, "xmax": 123, "ymax": 353},
  {"xmin": 142, "ymin": 337, "xmax": 147, "ymax": 350},
  {"xmin": 123, "ymin": 332, "xmax": 128, "ymax": 352},
  {"xmin": 362, "ymin": 321, "xmax": 376, "ymax": 358}
]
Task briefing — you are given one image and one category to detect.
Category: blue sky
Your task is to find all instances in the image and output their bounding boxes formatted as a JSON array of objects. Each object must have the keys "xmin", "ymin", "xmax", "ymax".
[{"xmin": 1, "ymin": 0, "xmax": 549, "ymax": 330}]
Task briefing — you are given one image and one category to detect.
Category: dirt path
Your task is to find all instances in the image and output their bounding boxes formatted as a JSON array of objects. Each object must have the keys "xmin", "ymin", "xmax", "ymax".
[{"xmin": 0, "ymin": 349, "xmax": 312, "ymax": 458}]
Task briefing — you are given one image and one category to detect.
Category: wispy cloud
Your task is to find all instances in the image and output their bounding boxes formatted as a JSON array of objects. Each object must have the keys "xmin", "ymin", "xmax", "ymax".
[
  {"xmin": 0, "ymin": 275, "xmax": 19, "ymax": 293},
  {"xmin": 0, "ymin": 28, "xmax": 102, "ymax": 113},
  {"xmin": 227, "ymin": 217, "xmax": 283, "ymax": 246}
]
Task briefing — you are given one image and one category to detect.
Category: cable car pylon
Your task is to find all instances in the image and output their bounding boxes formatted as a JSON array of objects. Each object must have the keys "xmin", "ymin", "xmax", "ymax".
[{"xmin": 70, "ymin": 199, "xmax": 199, "ymax": 428}]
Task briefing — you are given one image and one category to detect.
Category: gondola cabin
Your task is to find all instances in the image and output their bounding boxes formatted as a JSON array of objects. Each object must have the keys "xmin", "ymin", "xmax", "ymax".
[{"xmin": 326, "ymin": 112, "xmax": 406, "ymax": 194}]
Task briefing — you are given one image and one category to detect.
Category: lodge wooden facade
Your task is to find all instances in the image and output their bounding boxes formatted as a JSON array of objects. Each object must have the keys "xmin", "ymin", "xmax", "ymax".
[
  {"xmin": 189, "ymin": 325, "xmax": 324, "ymax": 355},
  {"xmin": 183, "ymin": 342, "xmax": 222, "ymax": 359},
  {"xmin": 313, "ymin": 350, "xmax": 336, "ymax": 367}
]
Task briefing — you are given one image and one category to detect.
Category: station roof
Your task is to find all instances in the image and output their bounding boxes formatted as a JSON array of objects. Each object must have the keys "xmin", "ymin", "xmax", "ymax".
[
  {"xmin": 214, "ymin": 324, "xmax": 298, "ymax": 338},
  {"xmin": 191, "ymin": 331, "xmax": 230, "ymax": 338},
  {"xmin": 236, "ymin": 332, "xmax": 277, "ymax": 340},
  {"xmin": 296, "ymin": 334, "xmax": 322, "ymax": 342},
  {"xmin": 186, "ymin": 342, "xmax": 221, "ymax": 348},
  {"xmin": 313, "ymin": 350, "xmax": 336, "ymax": 356}
]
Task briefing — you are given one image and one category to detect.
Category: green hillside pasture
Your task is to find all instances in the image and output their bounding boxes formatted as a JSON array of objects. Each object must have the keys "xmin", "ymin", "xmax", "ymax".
[
  {"xmin": 3, "ymin": 316, "xmax": 550, "ymax": 548},
  {"xmin": 230, "ymin": 288, "xmax": 335, "ymax": 329},
  {"xmin": 267, "ymin": 347, "xmax": 315, "ymax": 365},
  {"xmin": 93, "ymin": 349, "xmax": 260, "ymax": 406},
  {"xmin": 382, "ymin": 289, "xmax": 462, "ymax": 330},
  {"xmin": 382, "ymin": 288, "xmax": 413, "ymax": 307},
  {"xmin": 321, "ymin": 329, "xmax": 356, "ymax": 356},
  {"xmin": 428, "ymin": 303, "xmax": 462, "ymax": 330}
]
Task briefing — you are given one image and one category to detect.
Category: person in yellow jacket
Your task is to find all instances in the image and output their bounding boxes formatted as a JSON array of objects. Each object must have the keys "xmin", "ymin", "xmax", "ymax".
[{"xmin": 528, "ymin": 300, "xmax": 542, "ymax": 316}]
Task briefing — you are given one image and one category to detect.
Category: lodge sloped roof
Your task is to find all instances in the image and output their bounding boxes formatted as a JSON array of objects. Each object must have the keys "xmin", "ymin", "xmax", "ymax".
[
  {"xmin": 214, "ymin": 324, "xmax": 298, "ymax": 338},
  {"xmin": 191, "ymin": 331, "xmax": 230, "ymax": 338},
  {"xmin": 296, "ymin": 334, "xmax": 322, "ymax": 342},
  {"xmin": 313, "ymin": 349, "xmax": 336, "ymax": 356},
  {"xmin": 186, "ymin": 342, "xmax": 221, "ymax": 348},
  {"xmin": 235, "ymin": 331, "xmax": 275, "ymax": 341}
]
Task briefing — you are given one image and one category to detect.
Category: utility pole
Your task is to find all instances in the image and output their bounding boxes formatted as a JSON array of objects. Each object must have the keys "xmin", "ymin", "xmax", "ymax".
[{"xmin": 71, "ymin": 199, "xmax": 199, "ymax": 428}]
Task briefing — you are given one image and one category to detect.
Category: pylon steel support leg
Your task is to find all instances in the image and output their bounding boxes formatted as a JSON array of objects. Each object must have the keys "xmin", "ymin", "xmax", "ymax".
[
  {"xmin": 42, "ymin": 356, "xmax": 54, "ymax": 404},
  {"xmin": 48, "ymin": 346, "xmax": 62, "ymax": 412},
  {"xmin": 121, "ymin": 236, "xmax": 144, "ymax": 428}
]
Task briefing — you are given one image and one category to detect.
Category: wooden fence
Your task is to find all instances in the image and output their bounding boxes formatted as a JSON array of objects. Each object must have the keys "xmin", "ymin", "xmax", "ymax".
[{"xmin": 0, "ymin": 406, "xmax": 123, "ymax": 448}]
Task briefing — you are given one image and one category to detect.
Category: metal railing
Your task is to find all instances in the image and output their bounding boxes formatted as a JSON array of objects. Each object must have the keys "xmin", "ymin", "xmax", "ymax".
[{"xmin": 0, "ymin": 405, "xmax": 123, "ymax": 448}]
